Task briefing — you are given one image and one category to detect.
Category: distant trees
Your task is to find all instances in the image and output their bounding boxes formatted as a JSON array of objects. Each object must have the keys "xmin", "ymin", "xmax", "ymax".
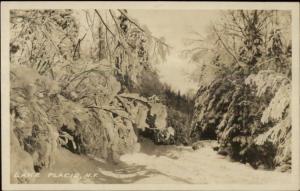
[
  {"xmin": 163, "ymin": 85, "xmax": 194, "ymax": 145},
  {"xmin": 128, "ymin": 65, "xmax": 194, "ymax": 145}
]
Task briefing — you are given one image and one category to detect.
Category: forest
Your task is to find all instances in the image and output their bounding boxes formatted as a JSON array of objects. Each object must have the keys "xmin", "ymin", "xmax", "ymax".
[
  {"xmin": 187, "ymin": 10, "xmax": 291, "ymax": 171},
  {"xmin": 9, "ymin": 9, "xmax": 292, "ymax": 184}
]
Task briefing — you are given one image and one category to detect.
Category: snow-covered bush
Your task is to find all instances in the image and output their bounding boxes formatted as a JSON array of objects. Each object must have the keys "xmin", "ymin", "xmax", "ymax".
[{"xmin": 189, "ymin": 10, "xmax": 292, "ymax": 170}]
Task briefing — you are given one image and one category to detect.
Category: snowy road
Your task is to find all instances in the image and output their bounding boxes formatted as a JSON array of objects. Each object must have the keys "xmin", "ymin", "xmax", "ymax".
[
  {"xmin": 117, "ymin": 139, "xmax": 292, "ymax": 184},
  {"xmin": 35, "ymin": 139, "xmax": 292, "ymax": 184}
]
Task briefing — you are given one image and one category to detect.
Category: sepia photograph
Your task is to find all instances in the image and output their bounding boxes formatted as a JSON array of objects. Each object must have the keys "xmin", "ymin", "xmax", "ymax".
[{"xmin": 1, "ymin": 1, "xmax": 300, "ymax": 191}]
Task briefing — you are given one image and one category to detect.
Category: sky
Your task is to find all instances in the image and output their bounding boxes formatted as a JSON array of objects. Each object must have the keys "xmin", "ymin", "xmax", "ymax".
[
  {"xmin": 129, "ymin": 10, "xmax": 221, "ymax": 94},
  {"xmin": 76, "ymin": 10, "xmax": 221, "ymax": 94}
]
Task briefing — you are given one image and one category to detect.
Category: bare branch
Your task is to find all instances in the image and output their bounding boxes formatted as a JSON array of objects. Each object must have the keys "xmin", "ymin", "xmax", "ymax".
[
  {"xmin": 212, "ymin": 25, "xmax": 247, "ymax": 68},
  {"xmin": 84, "ymin": 10, "xmax": 96, "ymax": 42},
  {"xmin": 109, "ymin": 10, "xmax": 122, "ymax": 38},
  {"xmin": 105, "ymin": 28, "xmax": 112, "ymax": 63},
  {"xmin": 117, "ymin": 9, "xmax": 145, "ymax": 32},
  {"xmin": 87, "ymin": 105, "xmax": 134, "ymax": 122},
  {"xmin": 95, "ymin": 9, "xmax": 116, "ymax": 39},
  {"xmin": 73, "ymin": 32, "xmax": 87, "ymax": 59},
  {"xmin": 117, "ymin": 94, "xmax": 151, "ymax": 108},
  {"xmin": 94, "ymin": 9, "xmax": 134, "ymax": 56},
  {"xmin": 117, "ymin": 9, "xmax": 171, "ymax": 49}
]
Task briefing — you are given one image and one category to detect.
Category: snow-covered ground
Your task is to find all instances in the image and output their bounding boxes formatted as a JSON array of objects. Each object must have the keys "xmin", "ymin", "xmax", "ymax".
[
  {"xmin": 35, "ymin": 139, "xmax": 291, "ymax": 184},
  {"xmin": 118, "ymin": 139, "xmax": 292, "ymax": 184}
]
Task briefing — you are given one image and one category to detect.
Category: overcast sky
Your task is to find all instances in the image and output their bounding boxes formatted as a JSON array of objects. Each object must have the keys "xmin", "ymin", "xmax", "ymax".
[{"xmin": 129, "ymin": 10, "xmax": 221, "ymax": 93}]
